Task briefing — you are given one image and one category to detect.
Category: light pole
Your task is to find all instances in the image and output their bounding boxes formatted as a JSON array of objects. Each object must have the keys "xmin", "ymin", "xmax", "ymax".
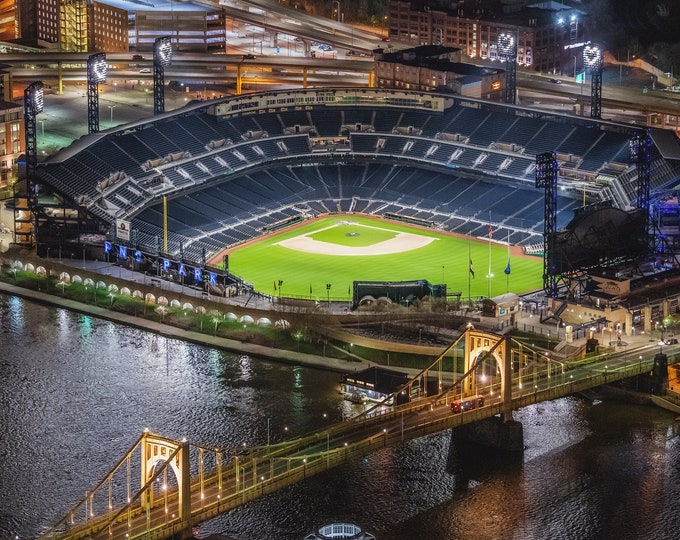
[
  {"xmin": 332, "ymin": 1, "xmax": 340, "ymax": 22},
  {"xmin": 107, "ymin": 104, "xmax": 116, "ymax": 127},
  {"xmin": 39, "ymin": 119, "xmax": 44, "ymax": 141},
  {"xmin": 326, "ymin": 283, "xmax": 331, "ymax": 307}
]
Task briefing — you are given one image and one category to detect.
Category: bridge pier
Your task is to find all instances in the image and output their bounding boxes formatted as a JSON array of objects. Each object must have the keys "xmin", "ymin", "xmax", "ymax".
[{"xmin": 452, "ymin": 416, "xmax": 524, "ymax": 452}]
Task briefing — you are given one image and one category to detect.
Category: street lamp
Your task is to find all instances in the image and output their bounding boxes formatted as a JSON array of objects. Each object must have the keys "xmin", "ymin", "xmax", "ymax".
[
  {"xmin": 107, "ymin": 104, "xmax": 116, "ymax": 127},
  {"xmin": 332, "ymin": 1, "xmax": 340, "ymax": 22}
]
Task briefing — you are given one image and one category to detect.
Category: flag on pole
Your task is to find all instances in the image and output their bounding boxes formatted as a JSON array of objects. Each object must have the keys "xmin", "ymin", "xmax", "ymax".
[
  {"xmin": 469, "ymin": 258, "xmax": 475, "ymax": 278},
  {"xmin": 310, "ymin": 283, "xmax": 313, "ymax": 295},
  {"xmin": 504, "ymin": 230, "xmax": 511, "ymax": 275},
  {"xmin": 488, "ymin": 224, "xmax": 493, "ymax": 238}
]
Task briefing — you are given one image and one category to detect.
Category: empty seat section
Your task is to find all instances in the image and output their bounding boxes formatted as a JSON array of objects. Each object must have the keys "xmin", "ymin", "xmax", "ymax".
[
  {"xmin": 579, "ymin": 132, "xmax": 630, "ymax": 172},
  {"xmin": 524, "ymin": 122, "xmax": 573, "ymax": 155},
  {"xmin": 497, "ymin": 117, "xmax": 545, "ymax": 147},
  {"xmin": 444, "ymin": 107, "xmax": 490, "ymax": 138},
  {"xmin": 467, "ymin": 112, "xmax": 516, "ymax": 146},
  {"xmin": 558, "ymin": 126, "xmax": 602, "ymax": 156},
  {"xmin": 312, "ymin": 110, "xmax": 342, "ymax": 136}
]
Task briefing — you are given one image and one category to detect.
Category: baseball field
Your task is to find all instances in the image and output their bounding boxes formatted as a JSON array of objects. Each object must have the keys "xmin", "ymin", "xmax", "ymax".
[{"xmin": 225, "ymin": 215, "xmax": 544, "ymax": 300}]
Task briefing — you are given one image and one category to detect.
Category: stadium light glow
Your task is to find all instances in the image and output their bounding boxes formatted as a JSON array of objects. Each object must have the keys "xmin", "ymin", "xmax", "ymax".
[
  {"xmin": 154, "ymin": 36, "xmax": 173, "ymax": 67},
  {"xmin": 497, "ymin": 33, "xmax": 515, "ymax": 58},
  {"xmin": 87, "ymin": 52, "xmax": 107, "ymax": 83},
  {"xmin": 26, "ymin": 81, "xmax": 44, "ymax": 114},
  {"xmin": 583, "ymin": 45, "xmax": 602, "ymax": 70}
]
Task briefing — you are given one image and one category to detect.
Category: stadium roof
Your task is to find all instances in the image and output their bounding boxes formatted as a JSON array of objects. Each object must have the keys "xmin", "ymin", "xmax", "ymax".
[{"xmin": 649, "ymin": 128, "xmax": 680, "ymax": 160}]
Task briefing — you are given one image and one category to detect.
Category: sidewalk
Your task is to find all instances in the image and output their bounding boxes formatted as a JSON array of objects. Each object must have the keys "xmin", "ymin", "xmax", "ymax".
[{"xmin": 0, "ymin": 279, "xmax": 377, "ymax": 375}]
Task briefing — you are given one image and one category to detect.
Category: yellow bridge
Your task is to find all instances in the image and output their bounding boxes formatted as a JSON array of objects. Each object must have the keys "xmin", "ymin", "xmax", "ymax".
[{"xmin": 38, "ymin": 327, "xmax": 666, "ymax": 540}]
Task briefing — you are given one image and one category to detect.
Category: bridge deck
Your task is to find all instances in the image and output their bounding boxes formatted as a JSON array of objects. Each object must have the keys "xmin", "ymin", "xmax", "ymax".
[{"xmin": 42, "ymin": 356, "xmax": 658, "ymax": 540}]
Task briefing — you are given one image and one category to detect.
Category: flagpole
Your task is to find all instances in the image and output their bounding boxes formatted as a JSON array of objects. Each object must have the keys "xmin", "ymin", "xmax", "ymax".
[
  {"xmin": 506, "ymin": 230, "xmax": 510, "ymax": 293},
  {"xmin": 468, "ymin": 234, "xmax": 471, "ymax": 303},
  {"xmin": 486, "ymin": 212, "xmax": 493, "ymax": 298}
]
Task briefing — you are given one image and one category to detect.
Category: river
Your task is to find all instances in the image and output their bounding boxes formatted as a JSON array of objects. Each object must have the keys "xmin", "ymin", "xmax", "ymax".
[{"xmin": 2, "ymin": 293, "xmax": 680, "ymax": 540}]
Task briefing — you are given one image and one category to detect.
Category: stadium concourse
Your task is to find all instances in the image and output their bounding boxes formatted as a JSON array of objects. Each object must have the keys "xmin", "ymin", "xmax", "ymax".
[{"xmin": 31, "ymin": 87, "xmax": 680, "ymax": 303}]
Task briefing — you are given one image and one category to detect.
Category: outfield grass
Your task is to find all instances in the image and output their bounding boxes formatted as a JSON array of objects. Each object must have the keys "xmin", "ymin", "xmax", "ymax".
[{"xmin": 228, "ymin": 216, "xmax": 544, "ymax": 299}]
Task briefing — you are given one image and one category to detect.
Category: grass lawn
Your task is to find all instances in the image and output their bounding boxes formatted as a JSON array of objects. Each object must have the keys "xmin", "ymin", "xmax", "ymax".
[{"xmin": 228, "ymin": 216, "xmax": 544, "ymax": 300}]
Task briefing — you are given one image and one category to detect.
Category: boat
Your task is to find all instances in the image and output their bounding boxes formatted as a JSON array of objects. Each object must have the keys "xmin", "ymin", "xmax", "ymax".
[
  {"xmin": 344, "ymin": 391, "xmax": 367, "ymax": 404},
  {"xmin": 650, "ymin": 394, "xmax": 680, "ymax": 414},
  {"xmin": 303, "ymin": 523, "xmax": 376, "ymax": 540}
]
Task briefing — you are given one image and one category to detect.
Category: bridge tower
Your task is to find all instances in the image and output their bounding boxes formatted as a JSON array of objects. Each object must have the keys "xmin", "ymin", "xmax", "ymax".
[
  {"xmin": 140, "ymin": 431, "xmax": 192, "ymax": 537},
  {"xmin": 463, "ymin": 328, "xmax": 514, "ymax": 421}
]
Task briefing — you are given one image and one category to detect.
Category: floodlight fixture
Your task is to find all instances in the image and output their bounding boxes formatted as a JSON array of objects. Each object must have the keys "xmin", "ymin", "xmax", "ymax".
[
  {"xmin": 497, "ymin": 33, "xmax": 516, "ymax": 58},
  {"xmin": 583, "ymin": 45, "xmax": 602, "ymax": 70},
  {"xmin": 154, "ymin": 36, "xmax": 173, "ymax": 67},
  {"xmin": 583, "ymin": 45, "xmax": 603, "ymax": 118},
  {"xmin": 26, "ymin": 81, "xmax": 44, "ymax": 114},
  {"xmin": 87, "ymin": 53, "xmax": 106, "ymax": 133},
  {"xmin": 498, "ymin": 32, "xmax": 517, "ymax": 104},
  {"xmin": 153, "ymin": 36, "xmax": 172, "ymax": 115},
  {"xmin": 87, "ymin": 52, "xmax": 107, "ymax": 84}
]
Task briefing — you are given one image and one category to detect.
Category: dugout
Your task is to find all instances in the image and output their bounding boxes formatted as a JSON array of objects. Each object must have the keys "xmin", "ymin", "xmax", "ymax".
[{"xmin": 352, "ymin": 279, "xmax": 445, "ymax": 309}]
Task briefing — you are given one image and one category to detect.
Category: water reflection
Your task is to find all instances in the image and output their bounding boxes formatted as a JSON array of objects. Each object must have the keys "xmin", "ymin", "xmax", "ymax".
[{"xmin": 1, "ymin": 294, "xmax": 680, "ymax": 540}]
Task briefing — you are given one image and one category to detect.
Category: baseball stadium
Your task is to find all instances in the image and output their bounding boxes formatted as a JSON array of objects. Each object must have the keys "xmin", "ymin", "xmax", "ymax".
[{"xmin": 21, "ymin": 88, "xmax": 680, "ymax": 307}]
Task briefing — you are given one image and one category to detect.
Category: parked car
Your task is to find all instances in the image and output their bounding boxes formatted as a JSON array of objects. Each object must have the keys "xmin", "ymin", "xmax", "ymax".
[
  {"xmin": 242, "ymin": 54, "xmax": 256, "ymax": 60},
  {"xmin": 549, "ymin": 78, "xmax": 562, "ymax": 84}
]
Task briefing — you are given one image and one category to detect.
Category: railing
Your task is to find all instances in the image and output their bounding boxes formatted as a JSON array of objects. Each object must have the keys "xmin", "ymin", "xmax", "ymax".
[{"xmin": 40, "ymin": 346, "xmax": 660, "ymax": 540}]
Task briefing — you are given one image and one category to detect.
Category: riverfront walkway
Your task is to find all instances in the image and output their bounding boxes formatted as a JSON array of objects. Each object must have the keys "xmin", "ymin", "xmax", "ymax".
[{"xmin": 0, "ymin": 279, "xmax": 384, "ymax": 374}]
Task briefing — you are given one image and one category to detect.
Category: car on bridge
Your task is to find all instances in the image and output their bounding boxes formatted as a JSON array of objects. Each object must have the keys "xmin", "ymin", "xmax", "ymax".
[{"xmin": 450, "ymin": 395, "xmax": 485, "ymax": 413}]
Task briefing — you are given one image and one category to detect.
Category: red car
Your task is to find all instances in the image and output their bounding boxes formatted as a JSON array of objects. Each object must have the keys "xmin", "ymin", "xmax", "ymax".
[{"xmin": 450, "ymin": 396, "xmax": 485, "ymax": 413}]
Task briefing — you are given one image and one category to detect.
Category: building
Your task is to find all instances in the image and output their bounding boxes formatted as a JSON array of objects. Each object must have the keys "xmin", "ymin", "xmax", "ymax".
[
  {"xmin": 0, "ymin": 0, "xmax": 226, "ymax": 53},
  {"xmin": 388, "ymin": 0, "xmax": 589, "ymax": 75},
  {"xmin": 0, "ymin": 98, "xmax": 24, "ymax": 187},
  {"xmin": 374, "ymin": 44, "xmax": 506, "ymax": 99},
  {"xmin": 342, "ymin": 367, "xmax": 410, "ymax": 403}
]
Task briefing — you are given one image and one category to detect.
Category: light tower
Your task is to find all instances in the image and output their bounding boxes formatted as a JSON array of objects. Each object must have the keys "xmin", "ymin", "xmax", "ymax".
[
  {"xmin": 153, "ymin": 36, "xmax": 173, "ymax": 115},
  {"xmin": 497, "ymin": 32, "xmax": 517, "ymax": 104},
  {"xmin": 535, "ymin": 151, "xmax": 559, "ymax": 298},
  {"xmin": 87, "ymin": 53, "xmax": 107, "ymax": 133},
  {"xmin": 630, "ymin": 130, "xmax": 652, "ymax": 237},
  {"xmin": 583, "ymin": 45, "xmax": 603, "ymax": 118},
  {"xmin": 21, "ymin": 81, "xmax": 44, "ymax": 245}
]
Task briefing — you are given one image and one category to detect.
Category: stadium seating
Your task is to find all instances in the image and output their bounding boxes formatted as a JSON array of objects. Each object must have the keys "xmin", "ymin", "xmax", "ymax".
[{"xmin": 37, "ymin": 90, "xmax": 671, "ymax": 263}]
